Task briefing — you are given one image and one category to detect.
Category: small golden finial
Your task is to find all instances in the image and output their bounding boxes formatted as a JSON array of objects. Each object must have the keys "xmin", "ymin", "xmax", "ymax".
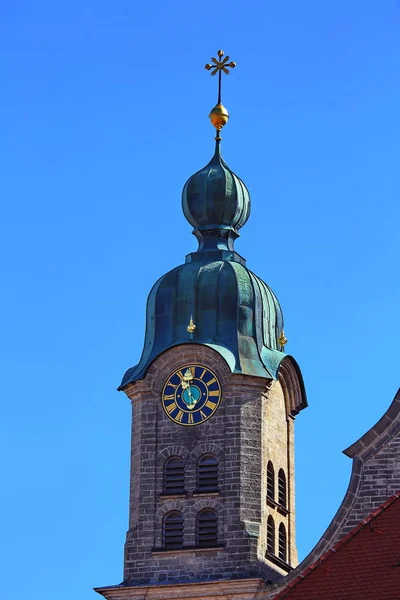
[
  {"xmin": 183, "ymin": 368, "xmax": 193, "ymax": 381},
  {"xmin": 187, "ymin": 315, "xmax": 196, "ymax": 340},
  {"xmin": 278, "ymin": 331, "xmax": 288, "ymax": 347},
  {"xmin": 205, "ymin": 49, "xmax": 236, "ymax": 140}
]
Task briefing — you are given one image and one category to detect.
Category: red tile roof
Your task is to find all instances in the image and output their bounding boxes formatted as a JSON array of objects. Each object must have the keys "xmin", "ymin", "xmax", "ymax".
[{"xmin": 273, "ymin": 492, "xmax": 400, "ymax": 600}]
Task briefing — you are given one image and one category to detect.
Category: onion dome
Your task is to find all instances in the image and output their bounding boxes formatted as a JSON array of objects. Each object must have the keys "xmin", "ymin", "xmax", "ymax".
[
  {"xmin": 120, "ymin": 260, "xmax": 288, "ymax": 388},
  {"xmin": 182, "ymin": 141, "xmax": 250, "ymax": 255}
]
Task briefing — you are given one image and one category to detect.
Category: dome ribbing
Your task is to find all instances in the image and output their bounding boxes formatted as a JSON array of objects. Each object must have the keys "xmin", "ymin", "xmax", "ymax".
[
  {"xmin": 120, "ymin": 260, "xmax": 286, "ymax": 388},
  {"xmin": 182, "ymin": 143, "xmax": 250, "ymax": 254}
]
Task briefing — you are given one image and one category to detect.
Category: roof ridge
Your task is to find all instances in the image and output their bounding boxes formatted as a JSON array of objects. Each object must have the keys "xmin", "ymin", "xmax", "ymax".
[{"xmin": 344, "ymin": 388, "xmax": 400, "ymax": 458}]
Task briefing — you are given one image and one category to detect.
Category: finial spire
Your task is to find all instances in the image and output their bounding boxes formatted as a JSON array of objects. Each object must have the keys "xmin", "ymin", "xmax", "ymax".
[
  {"xmin": 205, "ymin": 50, "xmax": 236, "ymax": 141},
  {"xmin": 278, "ymin": 330, "xmax": 288, "ymax": 348},
  {"xmin": 187, "ymin": 315, "xmax": 196, "ymax": 340}
]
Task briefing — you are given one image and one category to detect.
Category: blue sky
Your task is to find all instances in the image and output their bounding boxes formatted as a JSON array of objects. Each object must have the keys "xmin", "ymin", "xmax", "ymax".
[{"xmin": 1, "ymin": 1, "xmax": 399, "ymax": 598}]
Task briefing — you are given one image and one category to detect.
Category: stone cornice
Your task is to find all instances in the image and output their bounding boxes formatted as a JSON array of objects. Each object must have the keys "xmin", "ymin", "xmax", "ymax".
[
  {"xmin": 278, "ymin": 356, "xmax": 308, "ymax": 417},
  {"xmin": 94, "ymin": 577, "xmax": 268, "ymax": 600},
  {"xmin": 123, "ymin": 380, "xmax": 159, "ymax": 403}
]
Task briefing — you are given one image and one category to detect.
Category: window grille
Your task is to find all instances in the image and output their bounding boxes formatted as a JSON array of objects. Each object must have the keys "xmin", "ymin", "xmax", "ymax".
[
  {"xmin": 163, "ymin": 511, "xmax": 184, "ymax": 549},
  {"xmin": 267, "ymin": 461, "xmax": 275, "ymax": 501},
  {"xmin": 197, "ymin": 454, "xmax": 218, "ymax": 492},
  {"xmin": 197, "ymin": 509, "xmax": 218, "ymax": 547},
  {"xmin": 164, "ymin": 457, "xmax": 185, "ymax": 494},
  {"xmin": 267, "ymin": 515, "xmax": 275, "ymax": 554},
  {"xmin": 278, "ymin": 469, "xmax": 287, "ymax": 508},
  {"xmin": 278, "ymin": 523, "xmax": 287, "ymax": 562}
]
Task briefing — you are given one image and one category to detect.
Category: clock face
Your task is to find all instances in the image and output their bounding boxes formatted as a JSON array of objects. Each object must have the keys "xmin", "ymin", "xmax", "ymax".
[{"xmin": 162, "ymin": 365, "xmax": 222, "ymax": 426}]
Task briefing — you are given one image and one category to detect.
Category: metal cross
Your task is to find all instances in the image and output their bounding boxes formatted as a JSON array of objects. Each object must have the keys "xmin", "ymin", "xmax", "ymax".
[{"xmin": 205, "ymin": 50, "xmax": 236, "ymax": 104}]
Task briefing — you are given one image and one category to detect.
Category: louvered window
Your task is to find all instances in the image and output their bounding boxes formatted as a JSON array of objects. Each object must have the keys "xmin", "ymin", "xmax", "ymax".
[
  {"xmin": 164, "ymin": 457, "xmax": 185, "ymax": 494},
  {"xmin": 278, "ymin": 469, "xmax": 287, "ymax": 508},
  {"xmin": 278, "ymin": 523, "xmax": 287, "ymax": 562},
  {"xmin": 197, "ymin": 509, "xmax": 218, "ymax": 547},
  {"xmin": 163, "ymin": 511, "xmax": 184, "ymax": 549},
  {"xmin": 267, "ymin": 461, "xmax": 275, "ymax": 501},
  {"xmin": 267, "ymin": 515, "xmax": 275, "ymax": 554},
  {"xmin": 197, "ymin": 454, "xmax": 218, "ymax": 492}
]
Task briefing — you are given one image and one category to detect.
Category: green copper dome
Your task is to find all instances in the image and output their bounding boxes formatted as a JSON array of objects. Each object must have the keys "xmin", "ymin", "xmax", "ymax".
[
  {"xmin": 182, "ymin": 142, "xmax": 250, "ymax": 254},
  {"xmin": 120, "ymin": 259, "xmax": 287, "ymax": 388}
]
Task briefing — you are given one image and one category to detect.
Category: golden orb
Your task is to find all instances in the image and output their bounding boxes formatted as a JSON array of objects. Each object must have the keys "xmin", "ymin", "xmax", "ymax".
[
  {"xmin": 229, "ymin": 61, "xmax": 236, "ymax": 68},
  {"xmin": 209, "ymin": 103, "xmax": 229, "ymax": 130},
  {"xmin": 217, "ymin": 49, "xmax": 224, "ymax": 57},
  {"xmin": 205, "ymin": 63, "xmax": 212, "ymax": 70}
]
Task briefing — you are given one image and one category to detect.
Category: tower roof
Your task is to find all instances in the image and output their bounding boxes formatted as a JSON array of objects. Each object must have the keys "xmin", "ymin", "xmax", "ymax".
[
  {"xmin": 119, "ymin": 50, "xmax": 304, "ymax": 401},
  {"xmin": 120, "ymin": 260, "xmax": 287, "ymax": 389}
]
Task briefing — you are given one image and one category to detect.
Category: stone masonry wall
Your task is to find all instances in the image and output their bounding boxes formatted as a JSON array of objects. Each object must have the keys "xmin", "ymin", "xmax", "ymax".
[
  {"xmin": 258, "ymin": 381, "xmax": 297, "ymax": 570},
  {"xmin": 122, "ymin": 344, "xmax": 296, "ymax": 586},
  {"xmin": 339, "ymin": 432, "xmax": 400, "ymax": 536}
]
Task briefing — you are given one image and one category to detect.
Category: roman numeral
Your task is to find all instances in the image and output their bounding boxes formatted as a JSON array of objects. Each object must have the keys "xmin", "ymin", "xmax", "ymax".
[
  {"xmin": 209, "ymin": 390, "xmax": 219, "ymax": 397},
  {"xmin": 176, "ymin": 370, "xmax": 184, "ymax": 380},
  {"xmin": 206, "ymin": 377, "xmax": 216, "ymax": 387},
  {"xmin": 200, "ymin": 369, "xmax": 206, "ymax": 380},
  {"xmin": 175, "ymin": 410, "xmax": 184, "ymax": 422},
  {"xmin": 164, "ymin": 394, "xmax": 175, "ymax": 400},
  {"xmin": 168, "ymin": 382, "xmax": 178, "ymax": 390},
  {"xmin": 205, "ymin": 400, "xmax": 217, "ymax": 410},
  {"xmin": 188, "ymin": 413, "xmax": 194, "ymax": 424},
  {"xmin": 200, "ymin": 410, "xmax": 207, "ymax": 420},
  {"xmin": 166, "ymin": 403, "xmax": 177, "ymax": 414}
]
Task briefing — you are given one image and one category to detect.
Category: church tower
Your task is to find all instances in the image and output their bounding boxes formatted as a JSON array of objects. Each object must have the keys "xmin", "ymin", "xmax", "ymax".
[{"xmin": 95, "ymin": 51, "xmax": 307, "ymax": 600}]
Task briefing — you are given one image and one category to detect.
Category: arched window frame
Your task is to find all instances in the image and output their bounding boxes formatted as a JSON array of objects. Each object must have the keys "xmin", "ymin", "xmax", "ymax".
[
  {"xmin": 267, "ymin": 515, "xmax": 275, "ymax": 555},
  {"xmin": 163, "ymin": 456, "xmax": 185, "ymax": 495},
  {"xmin": 278, "ymin": 469, "xmax": 287, "ymax": 509},
  {"xmin": 197, "ymin": 454, "xmax": 219, "ymax": 493},
  {"xmin": 278, "ymin": 522, "xmax": 287, "ymax": 563},
  {"xmin": 267, "ymin": 461, "xmax": 275, "ymax": 504},
  {"xmin": 197, "ymin": 508, "xmax": 218, "ymax": 547},
  {"xmin": 163, "ymin": 511, "xmax": 184, "ymax": 549}
]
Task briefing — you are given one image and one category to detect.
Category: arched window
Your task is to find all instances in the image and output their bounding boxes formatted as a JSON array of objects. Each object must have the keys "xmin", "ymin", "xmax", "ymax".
[
  {"xmin": 197, "ymin": 454, "xmax": 219, "ymax": 492},
  {"xmin": 197, "ymin": 509, "xmax": 218, "ymax": 547},
  {"xmin": 278, "ymin": 469, "xmax": 287, "ymax": 508},
  {"xmin": 278, "ymin": 523, "xmax": 287, "ymax": 562},
  {"xmin": 164, "ymin": 457, "xmax": 185, "ymax": 494},
  {"xmin": 163, "ymin": 511, "xmax": 184, "ymax": 549},
  {"xmin": 267, "ymin": 515, "xmax": 275, "ymax": 554},
  {"xmin": 267, "ymin": 461, "xmax": 275, "ymax": 501}
]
